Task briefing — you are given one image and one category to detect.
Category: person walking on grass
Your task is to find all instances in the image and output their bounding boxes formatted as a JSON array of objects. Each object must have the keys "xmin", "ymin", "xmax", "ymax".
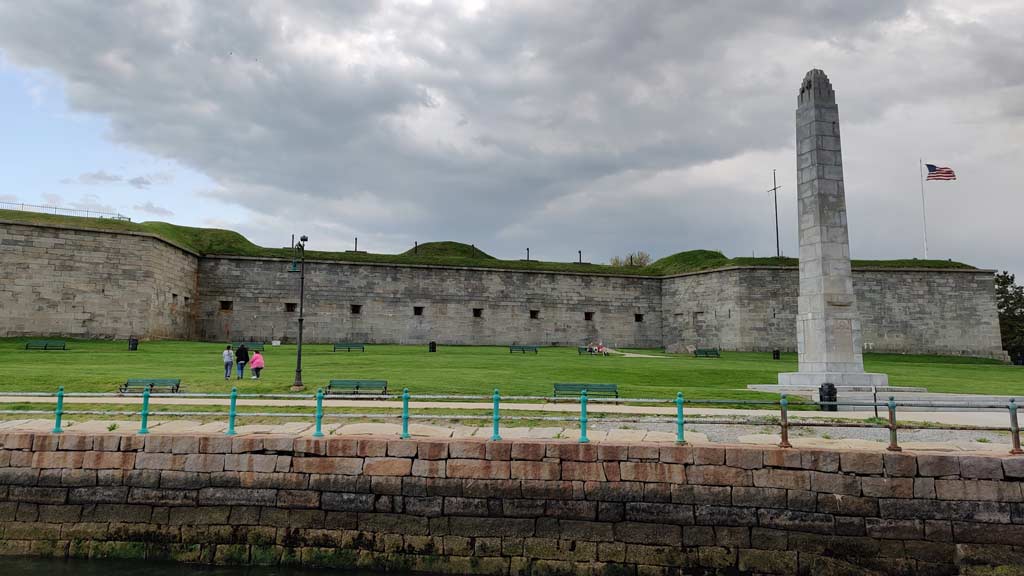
[
  {"xmin": 222, "ymin": 345, "xmax": 234, "ymax": 380},
  {"xmin": 235, "ymin": 344, "xmax": 250, "ymax": 379},
  {"xmin": 250, "ymin": 351, "xmax": 265, "ymax": 379}
]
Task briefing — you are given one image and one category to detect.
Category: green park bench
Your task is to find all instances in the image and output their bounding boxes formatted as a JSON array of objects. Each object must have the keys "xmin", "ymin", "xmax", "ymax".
[
  {"xmin": 510, "ymin": 345, "xmax": 540, "ymax": 354},
  {"xmin": 119, "ymin": 378, "xmax": 181, "ymax": 394},
  {"xmin": 25, "ymin": 340, "xmax": 67, "ymax": 351},
  {"xmin": 552, "ymin": 383, "xmax": 619, "ymax": 398},
  {"xmin": 694, "ymin": 348, "xmax": 721, "ymax": 358},
  {"xmin": 333, "ymin": 343, "xmax": 366, "ymax": 352},
  {"xmin": 232, "ymin": 342, "xmax": 264, "ymax": 351},
  {"xmin": 326, "ymin": 379, "xmax": 388, "ymax": 395}
]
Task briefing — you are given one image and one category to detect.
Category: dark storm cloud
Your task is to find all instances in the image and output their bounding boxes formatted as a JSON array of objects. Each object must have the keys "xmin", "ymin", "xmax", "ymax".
[{"xmin": 0, "ymin": 1, "xmax": 1022, "ymax": 275}]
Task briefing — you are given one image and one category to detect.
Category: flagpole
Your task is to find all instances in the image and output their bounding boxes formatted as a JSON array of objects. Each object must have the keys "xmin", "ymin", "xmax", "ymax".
[{"xmin": 919, "ymin": 158, "xmax": 929, "ymax": 259}]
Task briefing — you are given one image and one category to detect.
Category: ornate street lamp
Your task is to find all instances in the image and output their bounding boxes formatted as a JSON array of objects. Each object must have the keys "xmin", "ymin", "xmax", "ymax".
[{"xmin": 288, "ymin": 235, "xmax": 308, "ymax": 391}]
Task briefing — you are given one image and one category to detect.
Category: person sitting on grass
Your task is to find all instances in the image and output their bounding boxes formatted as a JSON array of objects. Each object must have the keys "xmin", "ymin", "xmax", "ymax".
[
  {"xmin": 235, "ymin": 344, "xmax": 249, "ymax": 379},
  {"xmin": 222, "ymin": 345, "xmax": 234, "ymax": 380},
  {"xmin": 597, "ymin": 341, "xmax": 608, "ymax": 356},
  {"xmin": 250, "ymin": 351, "xmax": 265, "ymax": 380}
]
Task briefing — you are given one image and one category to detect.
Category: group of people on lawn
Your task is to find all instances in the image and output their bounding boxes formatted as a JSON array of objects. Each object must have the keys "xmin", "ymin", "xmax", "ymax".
[
  {"xmin": 585, "ymin": 341, "xmax": 609, "ymax": 356},
  {"xmin": 222, "ymin": 344, "xmax": 265, "ymax": 380}
]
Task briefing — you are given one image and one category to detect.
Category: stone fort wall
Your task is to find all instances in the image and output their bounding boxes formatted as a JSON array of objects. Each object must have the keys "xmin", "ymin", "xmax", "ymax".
[
  {"xmin": 663, "ymin": 267, "xmax": 1005, "ymax": 358},
  {"xmin": 1, "ymin": 431, "xmax": 1023, "ymax": 573},
  {"xmin": 0, "ymin": 221, "xmax": 1006, "ymax": 358},
  {"xmin": 196, "ymin": 256, "xmax": 664, "ymax": 347},
  {"xmin": 0, "ymin": 221, "xmax": 198, "ymax": 340}
]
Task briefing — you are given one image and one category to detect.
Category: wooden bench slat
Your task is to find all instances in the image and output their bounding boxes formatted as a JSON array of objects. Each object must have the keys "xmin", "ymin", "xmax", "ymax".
[
  {"xmin": 25, "ymin": 340, "xmax": 67, "ymax": 350},
  {"xmin": 509, "ymin": 345, "xmax": 539, "ymax": 354},
  {"xmin": 333, "ymin": 343, "xmax": 366, "ymax": 352},
  {"xmin": 326, "ymin": 379, "xmax": 388, "ymax": 395},
  {"xmin": 120, "ymin": 378, "xmax": 181, "ymax": 393},
  {"xmin": 552, "ymin": 383, "xmax": 619, "ymax": 398}
]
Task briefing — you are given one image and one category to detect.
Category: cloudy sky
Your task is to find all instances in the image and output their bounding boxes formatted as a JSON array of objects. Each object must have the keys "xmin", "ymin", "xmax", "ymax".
[{"xmin": 0, "ymin": 1, "xmax": 1021, "ymax": 275}]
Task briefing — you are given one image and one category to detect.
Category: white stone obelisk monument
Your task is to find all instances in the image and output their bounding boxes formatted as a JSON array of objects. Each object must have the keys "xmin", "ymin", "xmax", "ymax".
[{"xmin": 778, "ymin": 70, "xmax": 888, "ymax": 387}]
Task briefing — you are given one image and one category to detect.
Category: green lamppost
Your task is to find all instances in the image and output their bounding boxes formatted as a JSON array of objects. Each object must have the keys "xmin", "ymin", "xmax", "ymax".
[{"xmin": 289, "ymin": 235, "xmax": 308, "ymax": 391}]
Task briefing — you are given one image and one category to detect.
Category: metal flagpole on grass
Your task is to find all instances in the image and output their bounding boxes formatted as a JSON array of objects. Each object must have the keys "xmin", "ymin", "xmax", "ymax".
[{"xmin": 919, "ymin": 159, "xmax": 929, "ymax": 259}]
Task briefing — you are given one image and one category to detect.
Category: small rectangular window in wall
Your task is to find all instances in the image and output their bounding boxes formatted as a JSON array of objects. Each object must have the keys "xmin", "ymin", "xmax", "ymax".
[
  {"xmin": 414, "ymin": 306, "xmax": 424, "ymax": 316},
  {"xmin": 171, "ymin": 293, "xmax": 178, "ymax": 302},
  {"xmin": 634, "ymin": 313, "xmax": 644, "ymax": 323},
  {"xmin": 529, "ymin": 310, "xmax": 540, "ymax": 320},
  {"xmin": 584, "ymin": 311, "xmax": 595, "ymax": 321},
  {"xmin": 285, "ymin": 302, "xmax": 297, "ymax": 312},
  {"xmin": 219, "ymin": 300, "xmax": 233, "ymax": 311},
  {"xmin": 473, "ymin": 308, "xmax": 483, "ymax": 318},
  {"xmin": 184, "ymin": 296, "xmax": 190, "ymax": 305},
  {"xmin": 351, "ymin": 304, "xmax": 363, "ymax": 315}
]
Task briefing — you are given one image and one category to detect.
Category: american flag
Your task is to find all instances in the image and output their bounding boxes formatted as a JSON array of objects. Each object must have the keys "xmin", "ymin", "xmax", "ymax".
[{"xmin": 925, "ymin": 164, "xmax": 957, "ymax": 181}]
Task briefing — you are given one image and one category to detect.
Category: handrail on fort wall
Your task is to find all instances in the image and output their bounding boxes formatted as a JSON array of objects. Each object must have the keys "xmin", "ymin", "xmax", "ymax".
[{"xmin": 2, "ymin": 389, "xmax": 1021, "ymax": 454}]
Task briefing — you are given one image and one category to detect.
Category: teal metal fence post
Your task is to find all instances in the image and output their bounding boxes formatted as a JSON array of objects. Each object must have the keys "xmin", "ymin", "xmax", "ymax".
[
  {"xmin": 225, "ymin": 387, "xmax": 238, "ymax": 436},
  {"xmin": 886, "ymin": 396, "xmax": 901, "ymax": 452},
  {"xmin": 52, "ymin": 386, "xmax": 64, "ymax": 434},
  {"xmin": 491, "ymin": 389, "xmax": 502, "ymax": 441},
  {"xmin": 778, "ymin": 394, "xmax": 791, "ymax": 448},
  {"xmin": 138, "ymin": 387, "xmax": 150, "ymax": 435},
  {"xmin": 401, "ymin": 388, "xmax": 411, "ymax": 439},
  {"xmin": 313, "ymin": 388, "xmax": 325, "ymax": 438},
  {"xmin": 1008, "ymin": 398, "xmax": 1021, "ymax": 455},
  {"xmin": 579, "ymin": 389, "xmax": 589, "ymax": 444},
  {"xmin": 675, "ymin": 392, "xmax": 686, "ymax": 445}
]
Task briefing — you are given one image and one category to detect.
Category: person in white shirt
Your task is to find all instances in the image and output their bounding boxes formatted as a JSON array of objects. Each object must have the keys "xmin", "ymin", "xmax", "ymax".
[{"xmin": 222, "ymin": 346, "xmax": 234, "ymax": 380}]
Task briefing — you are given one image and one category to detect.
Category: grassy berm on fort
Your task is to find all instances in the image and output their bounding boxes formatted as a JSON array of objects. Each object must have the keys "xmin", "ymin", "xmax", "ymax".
[
  {"xmin": 0, "ymin": 209, "xmax": 975, "ymax": 276},
  {"xmin": 1, "ymin": 340, "xmax": 1019, "ymax": 401}
]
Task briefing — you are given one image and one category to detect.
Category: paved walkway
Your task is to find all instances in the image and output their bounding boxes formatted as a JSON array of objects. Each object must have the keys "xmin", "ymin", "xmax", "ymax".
[{"xmin": 0, "ymin": 395, "xmax": 1013, "ymax": 428}]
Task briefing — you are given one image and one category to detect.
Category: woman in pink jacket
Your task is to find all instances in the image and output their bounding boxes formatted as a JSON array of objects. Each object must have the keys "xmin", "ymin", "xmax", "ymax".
[{"xmin": 250, "ymin": 351, "xmax": 265, "ymax": 379}]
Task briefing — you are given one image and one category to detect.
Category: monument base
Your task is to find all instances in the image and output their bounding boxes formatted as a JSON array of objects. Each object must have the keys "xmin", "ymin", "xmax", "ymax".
[{"xmin": 777, "ymin": 372, "xmax": 889, "ymax": 387}]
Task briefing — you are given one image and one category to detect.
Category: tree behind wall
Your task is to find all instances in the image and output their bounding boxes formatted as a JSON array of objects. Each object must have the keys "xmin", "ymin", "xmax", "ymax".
[
  {"xmin": 610, "ymin": 251, "xmax": 652, "ymax": 267},
  {"xmin": 996, "ymin": 271, "xmax": 1024, "ymax": 363}
]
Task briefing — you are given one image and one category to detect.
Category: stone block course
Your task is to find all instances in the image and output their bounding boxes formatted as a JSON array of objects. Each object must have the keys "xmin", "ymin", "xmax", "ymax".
[{"xmin": 3, "ymin": 433, "xmax": 1024, "ymax": 573}]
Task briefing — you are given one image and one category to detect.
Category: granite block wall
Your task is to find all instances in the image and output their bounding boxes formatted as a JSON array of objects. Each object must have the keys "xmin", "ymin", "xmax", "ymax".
[
  {"xmin": 195, "ymin": 257, "xmax": 664, "ymax": 347},
  {"xmin": 660, "ymin": 267, "xmax": 1006, "ymax": 359},
  {"xmin": 2, "ymin": 432, "xmax": 1024, "ymax": 574},
  {"xmin": 0, "ymin": 221, "xmax": 1006, "ymax": 358},
  {"xmin": 0, "ymin": 221, "xmax": 198, "ymax": 340}
]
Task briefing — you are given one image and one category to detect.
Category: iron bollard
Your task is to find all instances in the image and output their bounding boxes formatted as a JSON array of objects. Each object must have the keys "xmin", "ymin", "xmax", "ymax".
[
  {"xmin": 579, "ymin": 389, "xmax": 590, "ymax": 444},
  {"xmin": 778, "ymin": 394, "xmax": 792, "ymax": 448},
  {"xmin": 52, "ymin": 386, "xmax": 64, "ymax": 434},
  {"xmin": 313, "ymin": 388, "xmax": 325, "ymax": 438},
  {"xmin": 491, "ymin": 389, "xmax": 502, "ymax": 441},
  {"xmin": 226, "ymin": 387, "xmax": 238, "ymax": 436},
  {"xmin": 1009, "ymin": 398, "xmax": 1022, "ymax": 455},
  {"xmin": 675, "ymin": 392, "xmax": 686, "ymax": 445},
  {"xmin": 887, "ymin": 396, "xmax": 901, "ymax": 452},
  {"xmin": 401, "ymin": 388, "xmax": 411, "ymax": 439},
  {"xmin": 138, "ymin": 387, "xmax": 150, "ymax": 435}
]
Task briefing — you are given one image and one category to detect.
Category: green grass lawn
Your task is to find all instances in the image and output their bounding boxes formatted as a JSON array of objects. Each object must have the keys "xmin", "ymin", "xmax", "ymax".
[{"xmin": 0, "ymin": 338, "xmax": 1020, "ymax": 401}]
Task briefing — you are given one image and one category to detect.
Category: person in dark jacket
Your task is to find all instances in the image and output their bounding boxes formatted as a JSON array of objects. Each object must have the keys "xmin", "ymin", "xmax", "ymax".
[{"xmin": 235, "ymin": 344, "xmax": 250, "ymax": 379}]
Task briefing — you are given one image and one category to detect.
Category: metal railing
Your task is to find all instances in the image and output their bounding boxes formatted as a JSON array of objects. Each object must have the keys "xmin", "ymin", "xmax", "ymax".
[
  {"xmin": 7, "ymin": 387, "xmax": 1023, "ymax": 454},
  {"xmin": 0, "ymin": 201, "xmax": 130, "ymax": 221}
]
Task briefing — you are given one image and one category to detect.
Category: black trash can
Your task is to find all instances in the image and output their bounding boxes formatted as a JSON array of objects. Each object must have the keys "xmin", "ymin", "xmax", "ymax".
[
  {"xmin": 819, "ymin": 382, "xmax": 837, "ymax": 412},
  {"xmin": 128, "ymin": 337, "xmax": 139, "ymax": 351},
  {"xmin": 428, "ymin": 341, "xmax": 437, "ymax": 353},
  {"xmin": 772, "ymin": 349, "xmax": 781, "ymax": 360}
]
